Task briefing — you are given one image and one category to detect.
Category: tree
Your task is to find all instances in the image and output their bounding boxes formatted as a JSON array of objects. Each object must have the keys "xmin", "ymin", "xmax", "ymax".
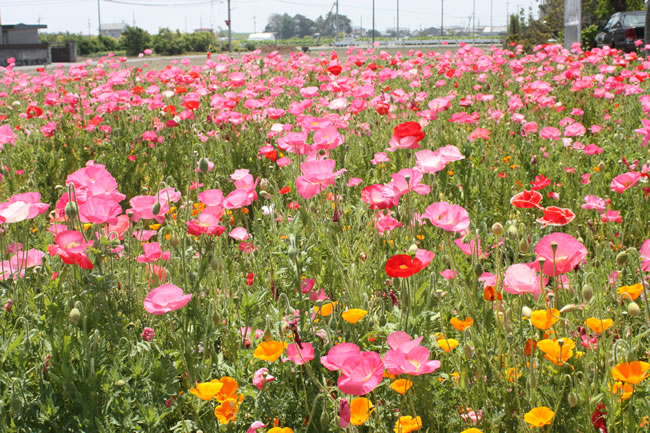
[
  {"xmin": 119, "ymin": 26, "xmax": 151, "ymax": 56},
  {"xmin": 293, "ymin": 14, "xmax": 316, "ymax": 38},
  {"xmin": 152, "ymin": 28, "xmax": 187, "ymax": 55},
  {"xmin": 264, "ymin": 13, "xmax": 296, "ymax": 39}
]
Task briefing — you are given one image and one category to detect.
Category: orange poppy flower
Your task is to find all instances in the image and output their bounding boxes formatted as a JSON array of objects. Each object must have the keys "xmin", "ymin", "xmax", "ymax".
[
  {"xmin": 450, "ymin": 317, "xmax": 474, "ymax": 331},
  {"xmin": 529, "ymin": 309, "xmax": 560, "ymax": 330},
  {"xmin": 189, "ymin": 379, "xmax": 223, "ymax": 400},
  {"xmin": 350, "ymin": 397, "xmax": 374, "ymax": 425},
  {"xmin": 393, "ymin": 415, "xmax": 422, "ymax": 433},
  {"xmin": 253, "ymin": 341, "xmax": 288, "ymax": 362},
  {"xmin": 341, "ymin": 308, "xmax": 368, "ymax": 324},
  {"xmin": 215, "ymin": 376, "xmax": 240, "ymax": 403},
  {"xmin": 611, "ymin": 361, "xmax": 650, "ymax": 385},
  {"xmin": 584, "ymin": 317, "xmax": 613, "ymax": 334},
  {"xmin": 390, "ymin": 379, "xmax": 413, "ymax": 395},
  {"xmin": 214, "ymin": 399, "xmax": 238, "ymax": 424},
  {"xmin": 314, "ymin": 302, "xmax": 337, "ymax": 317},
  {"xmin": 461, "ymin": 429, "xmax": 484, "ymax": 433},
  {"xmin": 483, "ymin": 285, "xmax": 503, "ymax": 301},
  {"xmin": 524, "ymin": 406, "xmax": 554, "ymax": 427},
  {"xmin": 616, "ymin": 283, "xmax": 643, "ymax": 300},
  {"xmin": 505, "ymin": 367, "xmax": 522, "ymax": 383},
  {"xmin": 610, "ymin": 381, "xmax": 635, "ymax": 400},
  {"xmin": 537, "ymin": 338, "xmax": 575, "ymax": 366}
]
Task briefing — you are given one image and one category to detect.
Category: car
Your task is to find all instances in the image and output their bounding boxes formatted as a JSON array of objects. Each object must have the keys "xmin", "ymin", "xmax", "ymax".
[{"xmin": 595, "ymin": 11, "xmax": 645, "ymax": 52}]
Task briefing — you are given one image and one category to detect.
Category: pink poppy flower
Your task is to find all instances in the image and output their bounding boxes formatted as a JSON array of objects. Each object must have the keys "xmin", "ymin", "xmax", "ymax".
[
  {"xmin": 539, "ymin": 126, "xmax": 561, "ymax": 140},
  {"xmin": 373, "ymin": 211, "xmax": 402, "ymax": 235},
  {"xmin": 503, "ymin": 263, "xmax": 546, "ymax": 298},
  {"xmin": 252, "ymin": 368, "xmax": 275, "ymax": 390},
  {"xmin": 583, "ymin": 144, "xmax": 603, "ymax": 155},
  {"xmin": 0, "ymin": 249, "xmax": 45, "ymax": 280},
  {"xmin": 468, "ymin": 127, "xmax": 490, "ymax": 142},
  {"xmin": 640, "ymin": 239, "xmax": 650, "ymax": 271},
  {"xmin": 530, "ymin": 175, "xmax": 551, "ymax": 190},
  {"xmin": 321, "ymin": 343, "xmax": 361, "ymax": 371},
  {"xmin": 143, "ymin": 284, "xmax": 192, "ymax": 315},
  {"xmin": 78, "ymin": 197, "xmax": 122, "ymax": 224},
  {"xmin": 440, "ymin": 269, "xmax": 457, "ymax": 280},
  {"xmin": 313, "ymin": 127, "xmax": 344, "ymax": 150},
  {"xmin": 0, "ymin": 125, "xmax": 17, "ymax": 149},
  {"xmin": 296, "ymin": 159, "xmax": 345, "ymax": 199},
  {"xmin": 247, "ymin": 421, "xmax": 266, "ymax": 433},
  {"xmin": 534, "ymin": 233, "xmax": 587, "ymax": 276},
  {"xmin": 422, "ymin": 201, "xmax": 470, "ymax": 233},
  {"xmin": 285, "ymin": 342, "xmax": 315, "ymax": 365},
  {"xmin": 0, "ymin": 192, "xmax": 49, "ymax": 224},
  {"xmin": 48, "ymin": 230, "xmax": 94, "ymax": 269},
  {"xmin": 564, "ymin": 122, "xmax": 586, "ymax": 137},
  {"xmin": 339, "ymin": 399, "xmax": 351, "ymax": 428},
  {"xmin": 581, "ymin": 195, "xmax": 606, "ymax": 212},
  {"xmin": 186, "ymin": 212, "xmax": 225, "ymax": 236},
  {"xmin": 610, "ymin": 172, "xmax": 641, "ymax": 193},
  {"xmin": 137, "ymin": 242, "xmax": 171, "ymax": 263},
  {"xmin": 415, "ymin": 249, "xmax": 435, "ymax": 268},
  {"xmin": 634, "ymin": 118, "xmax": 650, "ymax": 146},
  {"xmin": 600, "ymin": 209, "xmax": 622, "ymax": 223},
  {"xmin": 361, "ymin": 184, "xmax": 399, "ymax": 210},
  {"xmin": 370, "ymin": 152, "xmax": 390, "ymax": 165},
  {"xmin": 337, "ymin": 351, "xmax": 384, "ymax": 395},
  {"xmin": 415, "ymin": 145, "xmax": 464, "ymax": 174},
  {"xmin": 383, "ymin": 331, "xmax": 440, "ymax": 376}
]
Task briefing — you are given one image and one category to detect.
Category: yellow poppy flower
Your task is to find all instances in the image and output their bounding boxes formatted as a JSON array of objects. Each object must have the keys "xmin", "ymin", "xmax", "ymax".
[
  {"xmin": 342, "ymin": 308, "xmax": 368, "ymax": 324},
  {"xmin": 390, "ymin": 379, "xmax": 413, "ymax": 395},
  {"xmin": 350, "ymin": 397, "xmax": 373, "ymax": 425},
  {"xmin": 529, "ymin": 309, "xmax": 560, "ymax": 330},
  {"xmin": 611, "ymin": 361, "xmax": 650, "ymax": 385},
  {"xmin": 524, "ymin": 406, "xmax": 554, "ymax": 427},
  {"xmin": 189, "ymin": 379, "xmax": 223, "ymax": 400},
  {"xmin": 253, "ymin": 341, "xmax": 288, "ymax": 362},
  {"xmin": 584, "ymin": 317, "xmax": 613, "ymax": 334}
]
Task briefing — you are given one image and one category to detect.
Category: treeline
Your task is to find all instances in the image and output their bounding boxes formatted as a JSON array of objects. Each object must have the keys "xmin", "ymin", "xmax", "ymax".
[
  {"xmin": 264, "ymin": 12, "xmax": 352, "ymax": 40},
  {"xmin": 40, "ymin": 27, "xmax": 241, "ymax": 57}
]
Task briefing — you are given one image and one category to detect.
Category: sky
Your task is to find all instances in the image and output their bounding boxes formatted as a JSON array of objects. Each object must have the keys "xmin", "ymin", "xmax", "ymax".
[{"xmin": 1, "ymin": 0, "xmax": 537, "ymax": 36}]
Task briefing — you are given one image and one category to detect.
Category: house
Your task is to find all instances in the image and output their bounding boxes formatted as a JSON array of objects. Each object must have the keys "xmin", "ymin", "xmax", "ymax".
[
  {"xmin": 0, "ymin": 23, "xmax": 50, "ymax": 66},
  {"xmin": 100, "ymin": 22, "xmax": 128, "ymax": 39}
]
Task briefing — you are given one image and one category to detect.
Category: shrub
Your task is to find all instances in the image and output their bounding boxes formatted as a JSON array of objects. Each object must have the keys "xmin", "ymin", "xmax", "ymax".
[{"xmin": 119, "ymin": 26, "xmax": 152, "ymax": 56}]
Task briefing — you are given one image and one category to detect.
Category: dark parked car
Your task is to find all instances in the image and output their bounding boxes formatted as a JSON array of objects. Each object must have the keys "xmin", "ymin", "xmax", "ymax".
[{"xmin": 595, "ymin": 11, "xmax": 645, "ymax": 52}]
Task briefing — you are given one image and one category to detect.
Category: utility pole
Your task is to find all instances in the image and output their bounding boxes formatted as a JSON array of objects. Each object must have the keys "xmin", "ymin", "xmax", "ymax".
[
  {"xmin": 97, "ymin": 0, "xmax": 101, "ymax": 36},
  {"xmin": 490, "ymin": 0, "xmax": 493, "ymax": 34},
  {"xmin": 372, "ymin": 0, "xmax": 375, "ymax": 45},
  {"xmin": 253, "ymin": 16, "xmax": 256, "ymax": 33},
  {"xmin": 335, "ymin": 0, "xmax": 339, "ymax": 40},
  {"xmin": 227, "ymin": 0, "xmax": 232, "ymax": 52},
  {"xmin": 396, "ymin": 0, "xmax": 400, "ymax": 41},
  {"xmin": 472, "ymin": 0, "xmax": 475, "ymax": 42},
  {"xmin": 441, "ymin": 0, "xmax": 444, "ymax": 37}
]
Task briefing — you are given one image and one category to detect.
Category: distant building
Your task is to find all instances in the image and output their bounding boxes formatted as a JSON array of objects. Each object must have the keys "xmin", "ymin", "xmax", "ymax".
[
  {"xmin": 248, "ymin": 33, "xmax": 276, "ymax": 41},
  {"xmin": 351, "ymin": 26, "xmax": 365, "ymax": 37},
  {"xmin": 385, "ymin": 27, "xmax": 411, "ymax": 37},
  {"xmin": 194, "ymin": 28, "xmax": 214, "ymax": 33},
  {"xmin": 100, "ymin": 22, "xmax": 128, "ymax": 39},
  {"xmin": 481, "ymin": 26, "xmax": 507, "ymax": 35},
  {"xmin": 0, "ymin": 23, "xmax": 50, "ymax": 66},
  {"xmin": 1, "ymin": 23, "xmax": 47, "ymax": 44}
]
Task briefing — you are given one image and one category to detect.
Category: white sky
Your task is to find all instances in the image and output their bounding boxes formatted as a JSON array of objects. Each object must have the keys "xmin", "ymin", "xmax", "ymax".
[{"xmin": 1, "ymin": 0, "xmax": 536, "ymax": 35}]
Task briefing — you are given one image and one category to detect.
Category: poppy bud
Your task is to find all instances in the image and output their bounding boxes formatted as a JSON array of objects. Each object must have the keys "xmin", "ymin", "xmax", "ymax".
[
  {"xmin": 198, "ymin": 157, "xmax": 210, "ymax": 174},
  {"xmin": 568, "ymin": 391, "xmax": 579, "ymax": 408},
  {"xmin": 74, "ymin": 300, "xmax": 82, "ymax": 310},
  {"xmin": 169, "ymin": 233, "xmax": 181, "ymax": 248},
  {"xmin": 598, "ymin": 161, "xmax": 606, "ymax": 171},
  {"xmin": 259, "ymin": 178, "xmax": 269, "ymax": 190},
  {"xmin": 115, "ymin": 379, "xmax": 126, "ymax": 388},
  {"xmin": 288, "ymin": 246, "xmax": 299, "ymax": 261},
  {"xmin": 491, "ymin": 222, "xmax": 503, "ymax": 235},
  {"xmin": 408, "ymin": 244, "xmax": 418, "ymax": 254},
  {"xmin": 528, "ymin": 375, "xmax": 537, "ymax": 388},
  {"xmin": 522, "ymin": 306, "xmax": 532, "ymax": 318},
  {"xmin": 628, "ymin": 301, "xmax": 641, "ymax": 317},
  {"xmin": 210, "ymin": 255, "xmax": 219, "ymax": 271},
  {"xmin": 152, "ymin": 201, "xmax": 161, "ymax": 215},
  {"xmin": 463, "ymin": 343, "xmax": 474, "ymax": 359},
  {"xmin": 615, "ymin": 251, "xmax": 627, "ymax": 267},
  {"xmin": 68, "ymin": 307, "xmax": 81, "ymax": 324},
  {"xmin": 65, "ymin": 201, "xmax": 78, "ymax": 219},
  {"xmin": 519, "ymin": 237, "xmax": 529, "ymax": 253},
  {"xmin": 506, "ymin": 225, "xmax": 518, "ymax": 240},
  {"xmin": 473, "ymin": 263, "xmax": 483, "ymax": 277},
  {"xmin": 582, "ymin": 285, "xmax": 593, "ymax": 302},
  {"xmin": 320, "ymin": 406, "xmax": 330, "ymax": 430}
]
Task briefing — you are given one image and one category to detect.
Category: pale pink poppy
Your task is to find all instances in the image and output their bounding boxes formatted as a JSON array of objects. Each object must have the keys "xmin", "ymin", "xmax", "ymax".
[
  {"xmin": 313, "ymin": 127, "xmax": 344, "ymax": 150},
  {"xmin": 610, "ymin": 172, "xmax": 641, "ymax": 193},
  {"xmin": 0, "ymin": 192, "xmax": 49, "ymax": 224},
  {"xmin": 415, "ymin": 145, "xmax": 464, "ymax": 174},
  {"xmin": 539, "ymin": 126, "xmax": 561, "ymax": 140},
  {"xmin": 373, "ymin": 211, "xmax": 402, "ymax": 236},
  {"xmin": 634, "ymin": 118, "xmax": 650, "ymax": 146},
  {"xmin": 534, "ymin": 232, "xmax": 587, "ymax": 276},
  {"xmin": 564, "ymin": 122, "xmax": 586, "ymax": 137},
  {"xmin": 503, "ymin": 263, "xmax": 546, "ymax": 298},
  {"xmin": 296, "ymin": 159, "xmax": 345, "ymax": 199},
  {"xmin": 285, "ymin": 342, "xmax": 315, "ymax": 365},
  {"xmin": 640, "ymin": 239, "xmax": 650, "ymax": 271},
  {"xmin": 0, "ymin": 249, "xmax": 45, "ymax": 280},
  {"xmin": 440, "ymin": 269, "xmax": 457, "ymax": 280},
  {"xmin": 347, "ymin": 177, "xmax": 362, "ymax": 187},
  {"xmin": 339, "ymin": 399, "xmax": 351, "ymax": 428},
  {"xmin": 390, "ymin": 168, "xmax": 430, "ymax": 196},
  {"xmin": 415, "ymin": 249, "xmax": 435, "ymax": 268},
  {"xmin": 422, "ymin": 201, "xmax": 470, "ymax": 233},
  {"xmin": 383, "ymin": 331, "xmax": 440, "ymax": 376},
  {"xmin": 186, "ymin": 212, "xmax": 225, "ymax": 236},
  {"xmin": 247, "ymin": 421, "xmax": 267, "ymax": 433},
  {"xmin": 143, "ymin": 284, "xmax": 192, "ymax": 315},
  {"xmin": 370, "ymin": 152, "xmax": 390, "ymax": 165},
  {"xmin": 78, "ymin": 197, "xmax": 122, "ymax": 224},
  {"xmin": 229, "ymin": 227, "xmax": 249, "ymax": 240}
]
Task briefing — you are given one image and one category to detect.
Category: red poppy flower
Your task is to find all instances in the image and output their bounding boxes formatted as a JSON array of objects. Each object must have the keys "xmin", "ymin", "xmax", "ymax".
[
  {"xmin": 385, "ymin": 255, "xmax": 423, "ymax": 278},
  {"xmin": 279, "ymin": 186, "xmax": 291, "ymax": 195},
  {"xmin": 246, "ymin": 272, "xmax": 255, "ymax": 286},
  {"xmin": 530, "ymin": 175, "xmax": 551, "ymax": 190},
  {"xmin": 591, "ymin": 403, "xmax": 607, "ymax": 433},
  {"xmin": 536, "ymin": 206, "xmax": 575, "ymax": 226},
  {"xmin": 376, "ymin": 103, "xmax": 390, "ymax": 115},
  {"xmin": 327, "ymin": 65, "xmax": 342, "ymax": 76},
  {"xmin": 510, "ymin": 190, "xmax": 543, "ymax": 208},
  {"xmin": 524, "ymin": 339, "xmax": 537, "ymax": 356},
  {"xmin": 393, "ymin": 121, "xmax": 425, "ymax": 143}
]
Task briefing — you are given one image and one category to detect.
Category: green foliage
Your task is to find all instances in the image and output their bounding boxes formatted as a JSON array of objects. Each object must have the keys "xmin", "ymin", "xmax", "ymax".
[
  {"xmin": 119, "ymin": 26, "xmax": 152, "ymax": 56},
  {"xmin": 152, "ymin": 28, "xmax": 187, "ymax": 56},
  {"xmin": 581, "ymin": 24, "xmax": 600, "ymax": 50},
  {"xmin": 183, "ymin": 32, "xmax": 218, "ymax": 53}
]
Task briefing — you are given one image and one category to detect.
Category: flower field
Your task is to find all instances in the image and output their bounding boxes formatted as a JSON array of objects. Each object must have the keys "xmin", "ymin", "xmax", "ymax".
[{"xmin": 0, "ymin": 42, "xmax": 649, "ymax": 433}]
